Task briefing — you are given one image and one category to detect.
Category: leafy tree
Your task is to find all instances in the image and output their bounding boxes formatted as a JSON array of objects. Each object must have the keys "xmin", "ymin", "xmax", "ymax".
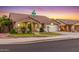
[
  {"xmin": 0, "ymin": 15, "xmax": 13, "ymax": 32},
  {"xmin": 1, "ymin": 15, "xmax": 12, "ymax": 25}
]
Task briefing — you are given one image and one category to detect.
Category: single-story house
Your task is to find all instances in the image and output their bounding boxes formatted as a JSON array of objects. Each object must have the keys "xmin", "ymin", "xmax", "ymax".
[
  {"xmin": 54, "ymin": 19, "xmax": 79, "ymax": 32},
  {"xmin": 9, "ymin": 12, "xmax": 58, "ymax": 33}
]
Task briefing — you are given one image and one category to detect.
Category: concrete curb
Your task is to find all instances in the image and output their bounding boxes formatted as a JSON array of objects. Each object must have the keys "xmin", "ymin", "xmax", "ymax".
[{"xmin": 2, "ymin": 36, "xmax": 79, "ymax": 44}]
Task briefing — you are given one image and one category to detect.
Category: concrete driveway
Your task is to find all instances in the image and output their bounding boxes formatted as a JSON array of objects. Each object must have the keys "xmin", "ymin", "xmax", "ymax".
[{"xmin": 0, "ymin": 32, "xmax": 79, "ymax": 44}]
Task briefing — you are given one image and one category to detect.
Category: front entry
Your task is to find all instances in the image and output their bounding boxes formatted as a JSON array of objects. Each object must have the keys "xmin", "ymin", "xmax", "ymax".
[
  {"xmin": 27, "ymin": 22, "xmax": 32, "ymax": 33},
  {"xmin": 16, "ymin": 21, "xmax": 41, "ymax": 33}
]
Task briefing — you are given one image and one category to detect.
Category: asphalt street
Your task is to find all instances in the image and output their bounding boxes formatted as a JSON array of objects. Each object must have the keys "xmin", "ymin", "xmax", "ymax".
[{"xmin": 0, "ymin": 38, "xmax": 79, "ymax": 52}]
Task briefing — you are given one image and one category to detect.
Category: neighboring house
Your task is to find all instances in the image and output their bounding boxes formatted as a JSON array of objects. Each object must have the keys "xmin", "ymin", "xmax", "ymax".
[
  {"xmin": 9, "ymin": 10, "xmax": 56, "ymax": 33},
  {"xmin": 54, "ymin": 19, "xmax": 79, "ymax": 32}
]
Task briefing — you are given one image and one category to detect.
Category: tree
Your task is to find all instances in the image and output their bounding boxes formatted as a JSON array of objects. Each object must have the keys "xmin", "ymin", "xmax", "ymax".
[{"xmin": 0, "ymin": 15, "xmax": 13, "ymax": 33}]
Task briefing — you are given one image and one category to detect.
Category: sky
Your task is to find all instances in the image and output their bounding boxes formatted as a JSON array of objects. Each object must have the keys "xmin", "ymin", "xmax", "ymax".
[{"xmin": 0, "ymin": 6, "xmax": 79, "ymax": 20}]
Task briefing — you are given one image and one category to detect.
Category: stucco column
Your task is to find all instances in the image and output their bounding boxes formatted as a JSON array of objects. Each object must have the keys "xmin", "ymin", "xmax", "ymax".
[
  {"xmin": 71, "ymin": 25, "xmax": 75, "ymax": 32},
  {"xmin": 66, "ymin": 25, "xmax": 69, "ymax": 32},
  {"xmin": 32, "ymin": 22, "xmax": 36, "ymax": 32}
]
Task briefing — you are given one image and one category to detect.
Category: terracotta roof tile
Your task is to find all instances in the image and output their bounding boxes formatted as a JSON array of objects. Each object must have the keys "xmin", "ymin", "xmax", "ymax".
[
  {"xmin": 56, "ymin": 19, "xmax": 79, "ymax": 25},
  {"xmin": 9, "ymin": 13, "xmax": 52, "ymax": 24}
]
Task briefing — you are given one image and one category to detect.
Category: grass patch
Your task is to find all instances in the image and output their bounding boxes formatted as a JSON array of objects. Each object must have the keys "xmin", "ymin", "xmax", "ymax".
[{"xmin": 9, "ymin": 32, "xmax": 60, "ymax": 37}]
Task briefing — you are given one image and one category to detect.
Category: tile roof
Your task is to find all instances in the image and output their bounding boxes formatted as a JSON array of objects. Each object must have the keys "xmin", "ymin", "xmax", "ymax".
[
  {"xmin": 9, "ymin": 13, "xmax": 52, "ymax": 24},
  {"xmin": 56, "ymin": 19, "xmax": 79, "ymax": 25},
  {"xmin": 51, "ymin": 19, "xmax": 61, "ymax": 25},
  {"xmin": 9, "ymin": 13, "xmax": 30, "ymax": 22}
]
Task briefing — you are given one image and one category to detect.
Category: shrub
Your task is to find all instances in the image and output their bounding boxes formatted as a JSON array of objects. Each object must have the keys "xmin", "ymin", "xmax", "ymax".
[
  {"xmin": 10, "ymin": 29, "xmax": 17, "ymax": 34},
  {"xmin": 21, "ymin": 27, "xmax": 26, "ymax": 33},
  {"xmin": 40, "ymin": 27, "xmax": 44, "ymax": 32}
]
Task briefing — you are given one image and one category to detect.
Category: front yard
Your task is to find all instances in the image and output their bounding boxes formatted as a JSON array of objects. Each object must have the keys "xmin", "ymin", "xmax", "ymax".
[{"xmin": 9, "ymin": 32, "xmax": 60, "ymax": 37}]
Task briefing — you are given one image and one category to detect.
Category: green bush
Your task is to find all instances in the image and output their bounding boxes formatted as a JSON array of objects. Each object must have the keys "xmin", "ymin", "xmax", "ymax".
[
  {"xmin": 21, "ymin": 27, "xmax": 26, "ymax": 33},
  {"xmin": 40, "ymin": 27, "xmax": 44, "ymax": 32},
  {"xmin": 10, "ymin": 29, "xmax": 17, "ymax": 34}
]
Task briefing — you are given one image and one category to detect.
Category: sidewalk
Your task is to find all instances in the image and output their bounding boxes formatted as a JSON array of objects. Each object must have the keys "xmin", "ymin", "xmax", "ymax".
[{"xmin": 0, "ymin": 32, "xmax": 79, "ymax": 44}]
